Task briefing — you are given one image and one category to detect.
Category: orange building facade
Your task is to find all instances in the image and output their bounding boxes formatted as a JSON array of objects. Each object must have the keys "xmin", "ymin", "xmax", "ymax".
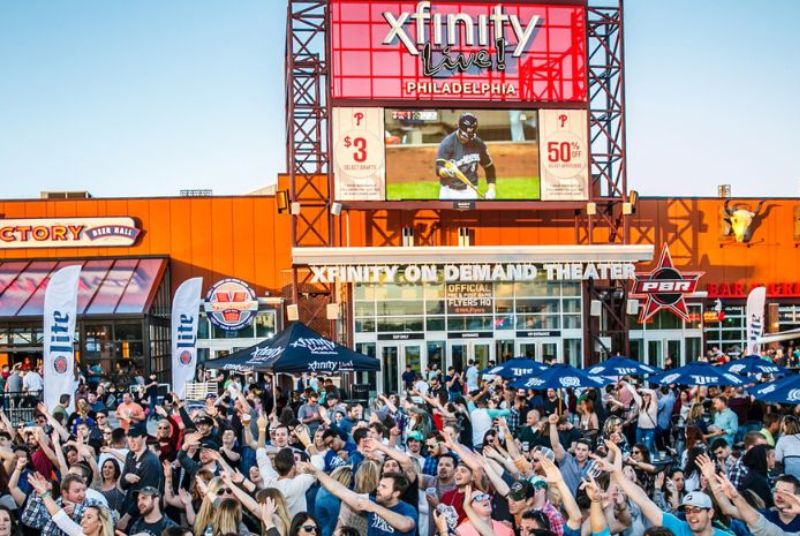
[{"xmin": 0, "ymin": 194, "xmax": 797, "ymax": 389}]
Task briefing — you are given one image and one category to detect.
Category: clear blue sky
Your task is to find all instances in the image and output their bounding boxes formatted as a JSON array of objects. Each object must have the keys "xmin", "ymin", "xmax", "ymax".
[{"xmin": 1, "ymin": 1, "xmax": 798, "ymax": 199}]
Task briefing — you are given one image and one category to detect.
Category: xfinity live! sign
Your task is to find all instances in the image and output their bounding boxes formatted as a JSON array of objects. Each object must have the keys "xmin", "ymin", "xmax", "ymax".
[{"xmin": 310, "ymin": 262, "xmax": 636, "ymax": 284}]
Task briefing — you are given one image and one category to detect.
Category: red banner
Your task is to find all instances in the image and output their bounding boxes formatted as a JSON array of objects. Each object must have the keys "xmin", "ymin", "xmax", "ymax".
[{"xmin": 330, "ymin": 0, "xmax": 587, "ymax": 104}]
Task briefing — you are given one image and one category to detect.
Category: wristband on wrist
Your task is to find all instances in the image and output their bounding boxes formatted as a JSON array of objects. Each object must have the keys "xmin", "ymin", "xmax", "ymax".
[{"xmin": 39, "ymin": 490, "xmax": 51, "ymax": 498}]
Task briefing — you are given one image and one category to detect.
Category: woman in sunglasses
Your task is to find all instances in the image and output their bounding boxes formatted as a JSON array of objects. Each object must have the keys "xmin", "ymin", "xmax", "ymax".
[
  {"xmin": 455, "ymin": 485, "xmax": 513, "ymax": 536},
  {"xmin": 288, "ymin": 513, "xmax": 320, "ymax": 536}
]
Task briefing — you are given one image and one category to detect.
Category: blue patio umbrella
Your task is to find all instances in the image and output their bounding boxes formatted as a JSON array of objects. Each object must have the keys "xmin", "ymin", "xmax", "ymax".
[
  {"xmin": 649, "ymin": 361, "xmax": 744, "ymax": 387},
  {"xmin": 720, "ymin": 355, "xmax": 788, "ymax": 377},
  {"xmin": 483, "ymin": 358, "xmax": 549, "ymax": 379},
  {"xmin": 509, "ymin": 363, "xmax": 610, "ymax": 390},
  {"xmin": 750, "ymin": 373, "xmax": 800, "ymax": 404},
  {"xmin": 205, "ymin": 322, "xmax": 380, "ymax": 374},
  {"xmin": 586, "ymin": 356, "xmax": 662, "ymax": 378}
]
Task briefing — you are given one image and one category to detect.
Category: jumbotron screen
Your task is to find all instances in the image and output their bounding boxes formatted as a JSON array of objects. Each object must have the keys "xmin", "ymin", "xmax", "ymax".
[
  {"xmin": 328, "ymin": 0, "xmax": 590, "ymax": 202},
  {"xmin": 333, "ymin": 107, "xmax": 588, "ymax": 202}
]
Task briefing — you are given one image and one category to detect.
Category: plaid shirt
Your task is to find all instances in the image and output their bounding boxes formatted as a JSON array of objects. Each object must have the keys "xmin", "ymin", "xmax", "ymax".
[
  {"xmin": 22, "ymin": 495, "xmax": 105, "ymax": 536},
  {"xmin": 422, "ymin": 455, "xmax": 438, "ymax": 477},
  {"xmin": 540, "ymin": 501, "xmax": 565, "ymax": 536},
  {"xmin": 728, "ymin": 457, "xmax": 749, "ymax": 489}
]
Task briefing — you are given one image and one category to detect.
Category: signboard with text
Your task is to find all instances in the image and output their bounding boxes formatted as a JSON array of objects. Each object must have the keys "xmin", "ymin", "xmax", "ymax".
[
  {"xmin": 0, "ymin": 218, "xmax": 141, "ymax": 249},
  {"xmin": 446, "ymin": 282, "xmax": 493, "ymax": 314}
]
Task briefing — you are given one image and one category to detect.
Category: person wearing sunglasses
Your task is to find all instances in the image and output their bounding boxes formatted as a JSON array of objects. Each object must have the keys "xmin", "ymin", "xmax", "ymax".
[
  {"xmin": 455, "ymin": 485, "xmax": 514, "ymax": 536},
  {"xmin": 289, "ymin": 513, "xmax": 320, "ymax": 536}
]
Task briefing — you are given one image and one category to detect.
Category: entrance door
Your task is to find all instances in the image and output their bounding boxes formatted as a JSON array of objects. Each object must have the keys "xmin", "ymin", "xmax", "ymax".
[
  {"xmin": 645, "ymin": 338, "xmax": 682, "ymax": 368},
  {"xmin": 377, "ymin": 342, "xmax": 425, "ymax": 393},
  {"xmin": 515, "ymin": 339, "xmax": 563, "ymax": 363},
  {"xmin": 447, "ymin": 341, "xmax": 494, "ymax": 373}
]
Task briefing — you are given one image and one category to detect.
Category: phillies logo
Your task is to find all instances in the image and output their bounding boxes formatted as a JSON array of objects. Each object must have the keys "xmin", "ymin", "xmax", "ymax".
[
  {"xmin": 178, "ymin": 350, "xmax": 192, "ymax": 366},
  {"xmin": 53, "ymin": 356, "xmax": 68, "ymax": 375},
  {"xmin": 205, "ymin": 279, "xmax": 258, "ymax": 332},
  {"xmin": 631, "ymin": 245, "xmax": 703, "ymax": 323}
]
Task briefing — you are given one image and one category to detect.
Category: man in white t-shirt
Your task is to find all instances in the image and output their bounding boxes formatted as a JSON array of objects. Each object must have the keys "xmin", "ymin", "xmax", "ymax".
[
  {"xmin": 465, "ymin": 360, "xmax": 479, "ymax": 392},
  {"xmin": 257, "ymin": 446, "xmax": 317, "ymax": 517}
]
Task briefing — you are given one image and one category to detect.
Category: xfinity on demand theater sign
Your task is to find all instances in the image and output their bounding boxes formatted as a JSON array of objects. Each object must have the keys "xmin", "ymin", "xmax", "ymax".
[{"xmin": 310, "ymin": 262, "xmax": 637, "ymax": 284}]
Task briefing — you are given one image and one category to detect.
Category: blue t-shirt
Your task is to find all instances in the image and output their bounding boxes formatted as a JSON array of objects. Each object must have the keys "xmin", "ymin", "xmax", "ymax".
[
  {"xmin": 324, "ymin": 441, "xmax": 356, "ymax": 472},
  {"xmin": 662, "ymin": 512, "xmax": 730, "ymax": 536},
  {"xmin": 761, "ymin": 508, "xmax": 800, "ymax": 532},
  {"xmin": 367, "ymin": 499, "xmax": 417, "ymax": 536}
]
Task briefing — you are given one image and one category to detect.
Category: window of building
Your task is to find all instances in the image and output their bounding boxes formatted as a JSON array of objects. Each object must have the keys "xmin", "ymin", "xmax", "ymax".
[{"xmin": 704, "ymin": 305, "xmax": 745, "ymax": 356}]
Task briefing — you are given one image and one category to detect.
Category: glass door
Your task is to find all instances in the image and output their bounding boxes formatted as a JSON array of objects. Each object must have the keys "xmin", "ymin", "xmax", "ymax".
[
  {"xmin": 447, "ymin": 341, "xmax": 495, "ymax": 373},
  {"xmin": 380, "ymin": 345, "xmax": 399, "ymax": 394},
  {"xmin": 378, "ymin": 342, "xmax": 425, "ymax": 393},
  {"xmin": 646, "ymin": 340, "xmax": 662, "ymax": 368},
  {"xmin": 515, "ymin": 339, "xmax": 562, "ymax": 363}
]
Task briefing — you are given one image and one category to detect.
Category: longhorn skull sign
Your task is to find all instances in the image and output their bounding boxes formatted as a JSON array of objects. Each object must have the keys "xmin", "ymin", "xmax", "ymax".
[{"xmin": 722, "ymin": 199, "xmax": 765, "ymax": 243}]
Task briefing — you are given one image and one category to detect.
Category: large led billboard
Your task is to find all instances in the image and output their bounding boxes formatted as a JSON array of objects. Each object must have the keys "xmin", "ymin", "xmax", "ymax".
[
  {"xmin": 385, "ymin": 108, "xmax": 539, "ymax": 200},
  {"xmin": 329, "ymin": 0, "xmax": 590, "ymax": 203},
  {"xmin": 330, "ymin": 0, "xmax": 588, "ymax": 104}
]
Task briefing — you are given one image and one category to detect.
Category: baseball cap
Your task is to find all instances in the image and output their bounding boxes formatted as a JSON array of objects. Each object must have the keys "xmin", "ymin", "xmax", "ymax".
[
  {"xmin": 508, "ymin": 480, "xmax": 535, "ymax": 501},
  {"xmin": 407, "ymin": 431, "xmax": 424, "ymax": 442},
  {"xmin": 529, "ymin": 476, "xmax": 549, "ymax": 491},
  {"xmin": 200, "ymin": 437, "xmax": 220, "ymax": 450},
  {"xmin": 681, "ymin": 492, "xmax": 713, "ymax": 510},
  {"xmin": 134, "ymin": 486, "xmax": 160, "ymax": 498}
]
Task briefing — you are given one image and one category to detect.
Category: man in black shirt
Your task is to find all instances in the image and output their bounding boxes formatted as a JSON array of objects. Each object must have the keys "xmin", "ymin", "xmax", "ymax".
[
  {"xmin": 128, "ymin": 486, "xmax": 177, "ymax": 536},
  {"xmin": 436, "ymin": 113, "xmax": 497, "ymax": 200},
  {"xmin": 120, "ymin": 425, "xmax": 162, "ymax": 518}
]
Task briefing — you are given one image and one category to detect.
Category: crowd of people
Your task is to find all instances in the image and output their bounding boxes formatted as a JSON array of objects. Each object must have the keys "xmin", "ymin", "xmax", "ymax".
[{"xmin": 0, "ymin": 355, "xmax": 797, "ymax": 536}]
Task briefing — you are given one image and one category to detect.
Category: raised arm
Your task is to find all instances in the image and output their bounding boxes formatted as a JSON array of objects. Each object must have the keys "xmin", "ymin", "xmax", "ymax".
[
  {"xmin": 605, "ymin": 440, "xmax": 663, "ymax": 526},
  {"xmin": 540, "ymin": 456, "xmax": 582, "ymax": 530},
  {"xmin": 221, "ymin": 471, "xmax": 263, "ymax": 518},
  {"xmin": 547, "ymin": 413, "xmax": 566, "ymax": 462},
  {"xmin": 712, "ymin": 471, "xmax": 761, "ymax": 528},
  {"xmin": 368, "ymin": 438, "xmax": 416, "ymax": 483},
  {"xmin": 462, "ymin": 486, "xmax": 494, "ymax": 536},
  {"xmin": 479, "ymin": 451, "xmax": 510, "ymax": 496},
  {"xmin": 8, "ymin": 457, "xmax": 28, "ymax": 506},
  {"xmin": 300, "ymin": 461, "xmax": 370, "ymax": 512}
]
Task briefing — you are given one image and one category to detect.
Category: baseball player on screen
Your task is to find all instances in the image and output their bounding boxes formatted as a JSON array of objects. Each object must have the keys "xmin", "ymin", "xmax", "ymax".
[{"xmin": 436, "ymin": 112, "xmax": 497, "ymax": 200}]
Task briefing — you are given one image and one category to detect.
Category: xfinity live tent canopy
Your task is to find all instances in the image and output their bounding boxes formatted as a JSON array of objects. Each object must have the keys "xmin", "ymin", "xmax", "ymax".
[{"xmin": 205, "ymin": 322, "xmax": 380, "ymax": 374}]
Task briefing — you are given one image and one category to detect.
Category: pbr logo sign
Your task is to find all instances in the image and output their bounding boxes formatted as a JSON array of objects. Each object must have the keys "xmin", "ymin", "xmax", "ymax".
[
  {"xmin": 631, "ymin": 245, "xmax": 704, "ymax": 323},
  {"xmin": 205, "ymin": 279, "xmax": 259, "ymax": 331}
]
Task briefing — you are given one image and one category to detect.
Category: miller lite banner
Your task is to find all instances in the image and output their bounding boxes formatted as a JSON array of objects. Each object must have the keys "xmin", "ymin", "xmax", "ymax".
[
  {"xmin": 171, "ymin": 277, "xmax": 203, "ymax": 397},
  {"xmin": 330, "ymin": 0, "xmax": 587, "ymax": 103},
  {"xmin": 745, "ymin": 286, "xmax": 766, "ymax": 356},
  {"xmin": 43, "ymin": 265, "xmax": 81, "ymax": 412},
  {"xmin": 631, "ymin": 245, "xmax": 704, "ymax": 323}
]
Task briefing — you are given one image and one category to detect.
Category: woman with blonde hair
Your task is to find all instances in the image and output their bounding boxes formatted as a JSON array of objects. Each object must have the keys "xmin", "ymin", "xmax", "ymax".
[
  {"xmin": 214, "ymin": 498, "xmax": 243, "ymax": 536},
  {"xmin": 193, "ymin": 476, "xmax": 238, "ymax": 536},
  {"xmin": 315, "ymin": 466, "xmax": 353, "ymax": 536},
  {"xmin": 256, "ymin": 488, "xmax": 292, "ymax": 536},
  {"xmin": 336, "ymin": 460, "xmax": 379, "ymax": 535}
]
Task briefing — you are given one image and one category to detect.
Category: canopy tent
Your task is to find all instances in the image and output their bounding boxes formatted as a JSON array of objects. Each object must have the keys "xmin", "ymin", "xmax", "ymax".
[
  {"xmin": 649, "ymin": 361, "xmax": 744, "ymax": 387},
  {"xmin": 205, "ymin": 322, "xmax": 380, "ymax": 374},
  {"xmin": 586, "ymin": 356, "xmax": 661, "ymax": 378}
]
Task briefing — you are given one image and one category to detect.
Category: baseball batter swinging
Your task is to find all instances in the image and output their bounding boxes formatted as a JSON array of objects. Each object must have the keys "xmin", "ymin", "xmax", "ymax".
[{"xmin": 436, "ymin": 112, "xmax": 497, "ymax": 200}]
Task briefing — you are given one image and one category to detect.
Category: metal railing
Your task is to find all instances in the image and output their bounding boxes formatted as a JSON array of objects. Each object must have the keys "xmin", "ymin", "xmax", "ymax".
[{"xmin": 1, "ymin": 390, "xmax": 43, "ymax": 426}]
